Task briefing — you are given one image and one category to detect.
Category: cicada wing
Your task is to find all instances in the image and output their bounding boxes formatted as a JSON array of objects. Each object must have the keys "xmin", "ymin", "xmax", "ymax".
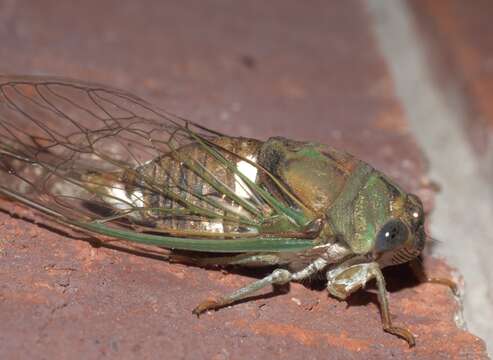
[
  {"xmin": 0, "ymin": 76, "xmax": 212, "ymax": 220},
  {"xmin": 0, "ymin": 75, "xmax": 315, "ymax": 251}
]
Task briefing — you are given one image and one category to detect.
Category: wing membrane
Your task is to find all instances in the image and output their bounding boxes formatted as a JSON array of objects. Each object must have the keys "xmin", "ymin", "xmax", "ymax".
[{"xmin": 0, "ymin": 75, "xmax": 315, "ymax": 251}]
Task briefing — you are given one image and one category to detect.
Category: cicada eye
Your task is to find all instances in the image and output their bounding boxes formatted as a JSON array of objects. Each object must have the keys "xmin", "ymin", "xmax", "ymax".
[{"xmin": 375, "ymin": 219, "xmax": 409, "ymax": 253}]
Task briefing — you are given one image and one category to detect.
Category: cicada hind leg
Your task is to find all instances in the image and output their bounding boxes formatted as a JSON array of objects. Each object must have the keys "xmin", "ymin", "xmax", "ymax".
[{"xmin": 192, "ymin": 257, "xmax": 328, "ymax": 315}]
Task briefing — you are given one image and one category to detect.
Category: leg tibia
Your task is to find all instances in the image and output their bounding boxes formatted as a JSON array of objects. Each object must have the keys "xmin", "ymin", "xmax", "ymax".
[{"xmin": 193, "ymin": 257, "xmax": 328, "ymax": 315}]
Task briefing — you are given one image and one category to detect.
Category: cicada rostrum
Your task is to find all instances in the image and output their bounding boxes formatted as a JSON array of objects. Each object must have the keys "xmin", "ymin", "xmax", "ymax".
[{"xmin": 0, "ymin": 75, "xmax": 438, "ymax": 346}]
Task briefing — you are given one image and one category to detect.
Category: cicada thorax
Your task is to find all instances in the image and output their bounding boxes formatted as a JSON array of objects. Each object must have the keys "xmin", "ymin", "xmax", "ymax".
[
  {"xmin": 256, "ymin": 137, "xmax": 373, "ymax": 245},
  {"xmin": 257, "ymin": 137, "xmax": 364, "ymax": 214}
]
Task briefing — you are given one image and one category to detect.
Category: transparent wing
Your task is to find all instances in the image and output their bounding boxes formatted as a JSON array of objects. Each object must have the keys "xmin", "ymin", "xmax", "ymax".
[{"xmin": 0, "ymin": 75, "xmax": 315, "ymax": 252}]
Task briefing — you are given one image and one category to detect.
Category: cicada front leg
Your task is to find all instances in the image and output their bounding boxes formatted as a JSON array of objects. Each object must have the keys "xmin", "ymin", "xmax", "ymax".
[
  {"xmin": 193, "ymin": 257, "xmax": 328, "ymax": 315},
  {"xmin": 326, "ymin": 262, "xmax": 416, "ymax": 347}
]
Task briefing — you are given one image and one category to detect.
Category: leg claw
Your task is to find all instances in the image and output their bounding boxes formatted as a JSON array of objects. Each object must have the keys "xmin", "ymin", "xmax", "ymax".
[
  {"xmin": 192, "ymin": 298, "xmax": 223, "ymax": 316},
  {"xmin": 384, "ymin": 325, "xmax": 416, "ymax": 347}
]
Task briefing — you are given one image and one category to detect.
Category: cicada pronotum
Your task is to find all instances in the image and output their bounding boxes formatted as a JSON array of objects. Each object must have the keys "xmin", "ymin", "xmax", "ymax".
[{"xmin": 0, "ymin": 75, "xmax": 450, "ymax": 346}]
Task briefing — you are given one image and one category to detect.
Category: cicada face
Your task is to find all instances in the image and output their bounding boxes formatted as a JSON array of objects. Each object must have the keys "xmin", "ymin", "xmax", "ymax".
[
  {"xmin": 372, "ymin": 192, "xmax": 425, "ymax": 268},
  {"xmin": 346, "ymin": 172, "xmax": 426, "ymax": 267}
]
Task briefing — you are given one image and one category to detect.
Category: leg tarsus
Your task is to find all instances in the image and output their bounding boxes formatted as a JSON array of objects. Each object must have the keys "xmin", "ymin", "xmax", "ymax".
[{"xmin": 193, "ymin": 268, "xmax": 293, "ymax": 315}]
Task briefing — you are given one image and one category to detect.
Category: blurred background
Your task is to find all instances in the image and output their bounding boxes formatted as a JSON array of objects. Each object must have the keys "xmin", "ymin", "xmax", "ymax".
[{"xmin": 0, "ymin": 0, "xmax": 491, "ymax": 358}]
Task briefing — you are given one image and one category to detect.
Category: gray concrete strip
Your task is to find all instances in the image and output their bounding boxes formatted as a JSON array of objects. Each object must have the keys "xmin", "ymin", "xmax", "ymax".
[{"xmin": 367, "ymin": 0, "xmax": 493, "ymax": 353}]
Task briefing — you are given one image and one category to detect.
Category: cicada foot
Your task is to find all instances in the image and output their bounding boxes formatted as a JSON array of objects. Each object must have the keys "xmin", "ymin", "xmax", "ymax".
[
  {"xmin": 192, "ymin": 297, "xmax": 226, "ymax": 316},
  {"xmin": 384, "ymin": 325, "xmax": 416, "ymax": 347},
  {"xmin": 192, "ymin": 268, "xmax": 294, "ymax": 316}
]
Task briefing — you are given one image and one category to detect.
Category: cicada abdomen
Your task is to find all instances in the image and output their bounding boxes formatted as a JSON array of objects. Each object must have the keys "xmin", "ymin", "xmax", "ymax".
[{"xmin": 86, "ymin": 137, "xmax": 265, "ymax": 235}]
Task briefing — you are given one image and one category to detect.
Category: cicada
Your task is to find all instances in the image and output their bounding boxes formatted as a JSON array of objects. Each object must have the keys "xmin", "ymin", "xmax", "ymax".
[{"xmin": 0, "ymin": 75, "xmax": 431, "ymax": 346}]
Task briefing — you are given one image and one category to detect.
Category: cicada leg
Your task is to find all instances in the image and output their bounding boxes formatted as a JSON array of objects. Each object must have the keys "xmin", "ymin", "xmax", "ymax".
[
  {"xmin": 409, "ymin": 259, "xmax": 458, "ymax": 295},
  {"xmin": 326, "ymin": 262, "xmax": 415, "ymax": 347},
  {"xmin": 193, "ymin": 257, "xmax": 328, "ymax": 315}
]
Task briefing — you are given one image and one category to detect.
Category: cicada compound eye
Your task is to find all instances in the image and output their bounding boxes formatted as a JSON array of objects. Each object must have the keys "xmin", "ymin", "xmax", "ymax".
[{"xmin": 375, "ymin": 219, "xmax": 409, "ymax": 253}]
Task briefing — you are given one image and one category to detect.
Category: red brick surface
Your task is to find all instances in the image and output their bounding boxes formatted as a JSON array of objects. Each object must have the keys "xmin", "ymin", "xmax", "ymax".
[{"xmin": 0, "ymin": 1, "xmax": 487, "ymax": 358}]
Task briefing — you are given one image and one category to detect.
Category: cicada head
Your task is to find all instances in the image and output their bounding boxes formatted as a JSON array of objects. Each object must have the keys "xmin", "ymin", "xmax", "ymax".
[
  {"xmin": 332, "ymin": 171, "xmax": 426, "ymax": 267},
  {"xmin": 372, "ymin": 192, "xmax": 426, "ymax": 267}
]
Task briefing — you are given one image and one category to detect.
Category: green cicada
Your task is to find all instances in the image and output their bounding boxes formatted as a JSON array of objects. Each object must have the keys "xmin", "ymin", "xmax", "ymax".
[{"xmin": 0, "ymin": 75, "xmax": 433, "ymax": 346}]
